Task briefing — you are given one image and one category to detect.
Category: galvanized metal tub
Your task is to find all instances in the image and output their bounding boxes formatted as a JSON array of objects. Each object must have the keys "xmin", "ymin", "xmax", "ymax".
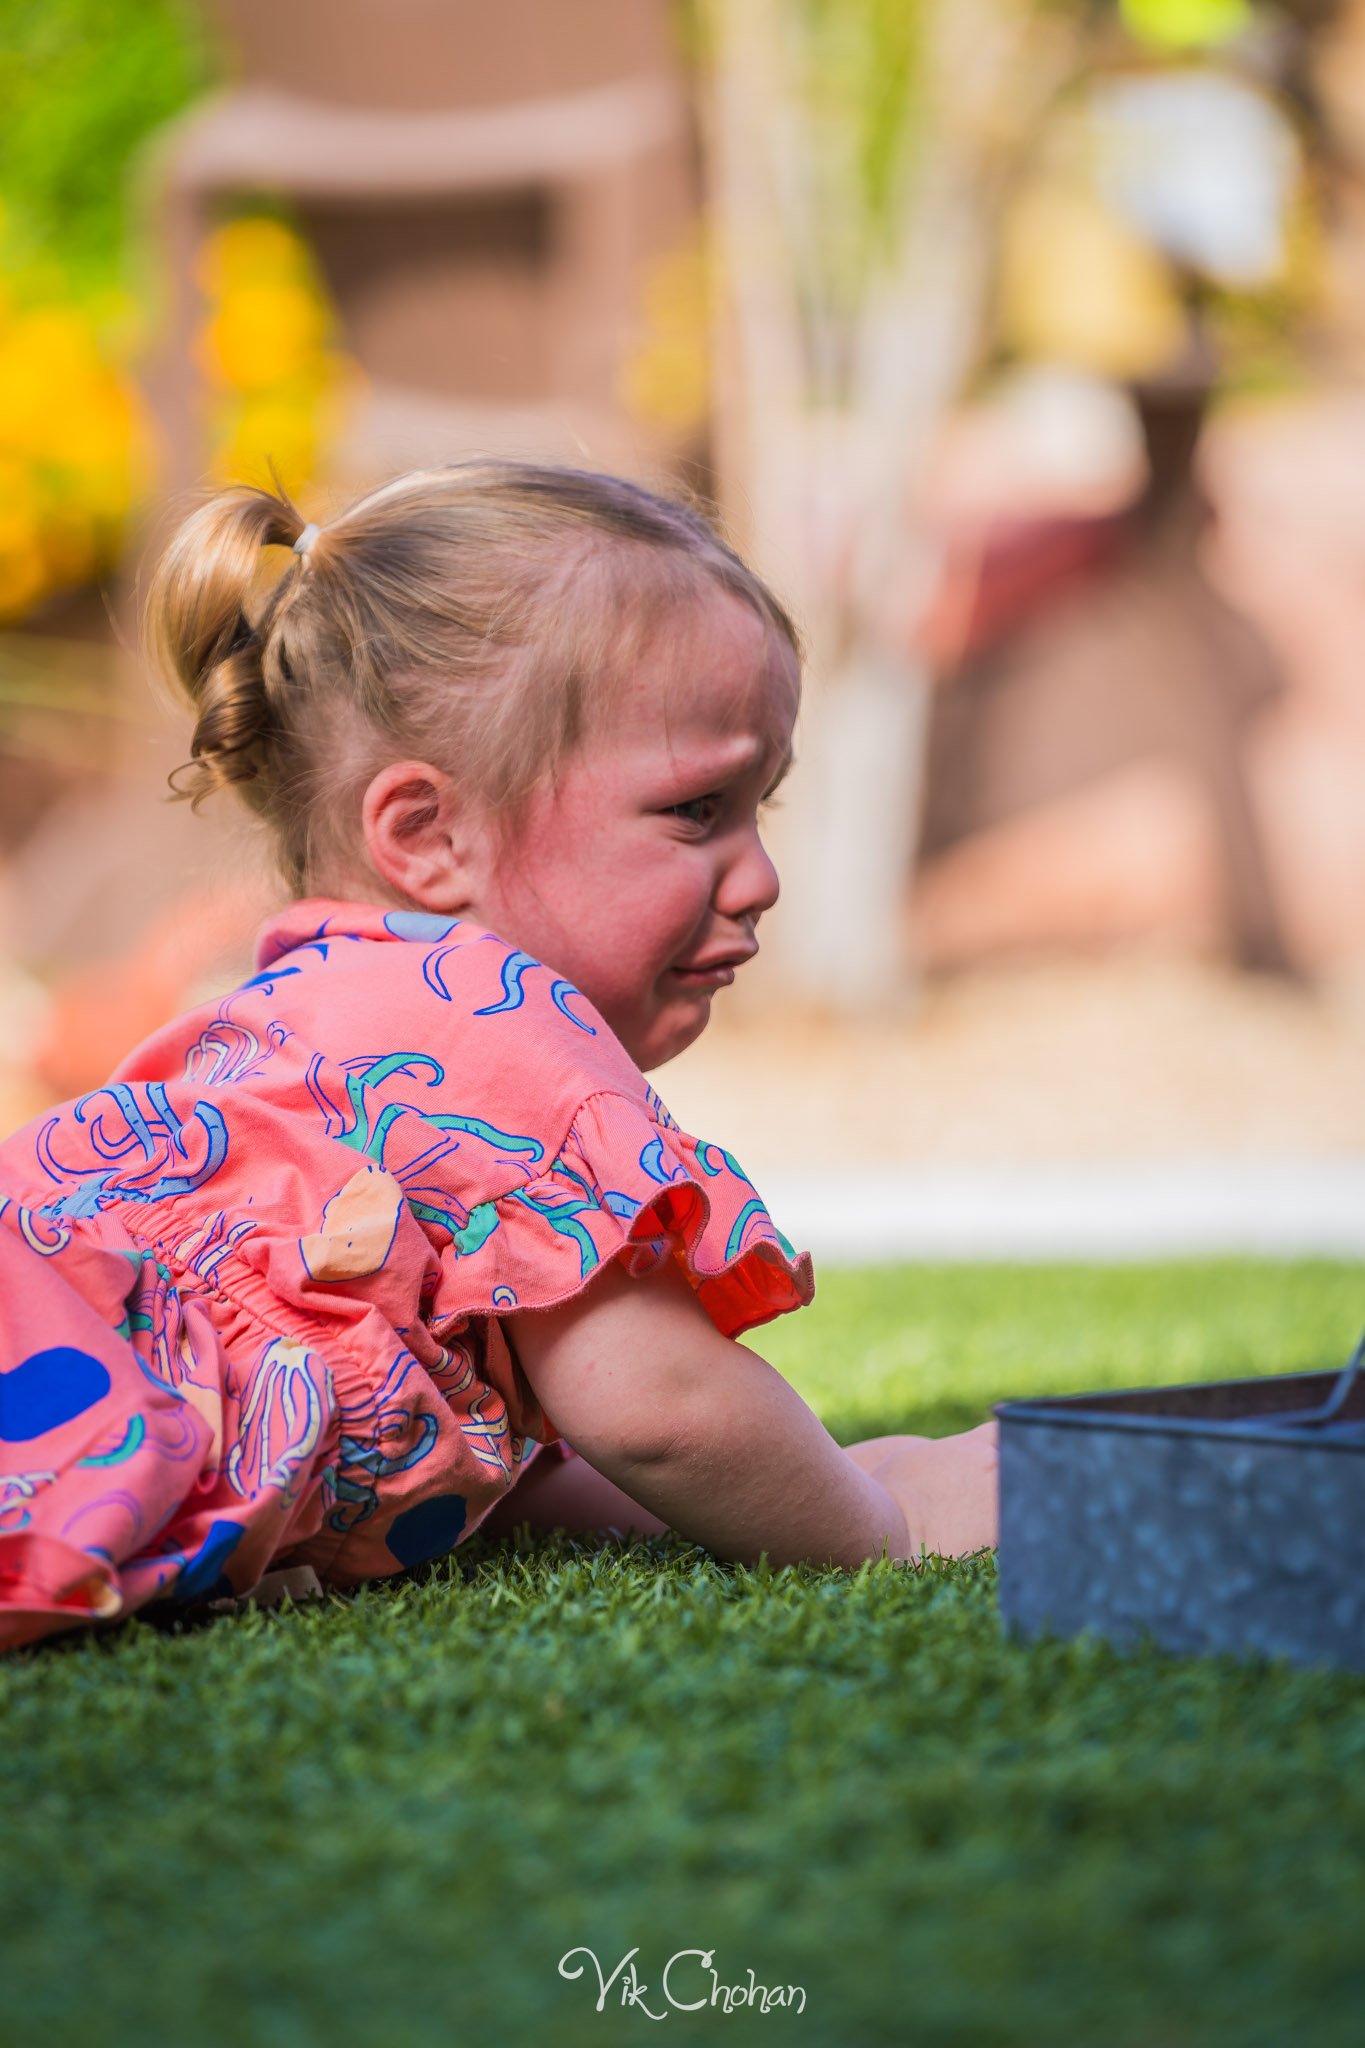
[{"xmin": 996, "ymin": 1358, "xmax": 1365, "ymax": 1673}]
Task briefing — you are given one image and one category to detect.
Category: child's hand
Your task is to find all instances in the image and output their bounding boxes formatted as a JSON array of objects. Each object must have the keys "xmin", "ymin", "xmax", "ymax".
[{"xmin": 844, "ymin": 1425, "xmax": 999, "ymax": 1561}]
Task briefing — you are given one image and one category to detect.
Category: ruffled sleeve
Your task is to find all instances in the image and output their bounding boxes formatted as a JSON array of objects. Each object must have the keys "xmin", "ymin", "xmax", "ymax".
[{"xmin": 426, "ymin": 1088, "xmax": 814, "ymax": 1342}]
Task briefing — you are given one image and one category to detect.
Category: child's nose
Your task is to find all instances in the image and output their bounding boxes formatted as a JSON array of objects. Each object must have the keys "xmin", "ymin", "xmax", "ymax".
[{"xmin": 716, "ymin": 825, "xmax": 780, "ymax": 922}]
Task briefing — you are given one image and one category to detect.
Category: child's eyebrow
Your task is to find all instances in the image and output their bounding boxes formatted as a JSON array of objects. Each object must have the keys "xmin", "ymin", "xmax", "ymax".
[{"xmin": 674, "ymin": 735, "xmax": 794, "ymax": 787}]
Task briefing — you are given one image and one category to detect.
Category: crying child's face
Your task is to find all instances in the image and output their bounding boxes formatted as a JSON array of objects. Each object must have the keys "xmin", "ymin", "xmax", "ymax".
[{"xmin": 467, "ymin": 591, "xmax": 797, "ymax": 1070}]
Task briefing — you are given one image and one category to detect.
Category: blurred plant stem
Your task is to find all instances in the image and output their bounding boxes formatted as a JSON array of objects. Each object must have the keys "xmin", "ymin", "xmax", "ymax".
[{"xmin": 697, "ymin": 0, "xmax": 1080, "ymax": 1010}]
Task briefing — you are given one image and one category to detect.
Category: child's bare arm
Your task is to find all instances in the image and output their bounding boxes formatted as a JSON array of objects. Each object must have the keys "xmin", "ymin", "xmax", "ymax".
[
  {"xmin": 504, "ymin": 1258, "xmax": 990, "ymax": 1568},
  {"xmin": 505, "ymin": 1256, "xmax": 903, "ymax": 1567}
]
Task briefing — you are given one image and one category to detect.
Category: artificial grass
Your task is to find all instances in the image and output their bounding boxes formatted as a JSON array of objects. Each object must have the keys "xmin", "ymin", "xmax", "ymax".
[{"xmin": 3, "ymin": 1259, "xmax": 1363, "ymax": 2048}]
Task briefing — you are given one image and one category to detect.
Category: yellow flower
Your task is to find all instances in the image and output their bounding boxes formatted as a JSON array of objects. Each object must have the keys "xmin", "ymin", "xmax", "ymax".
[
  {"xmin": 196, "ymin": 279, "xmax": 328, "ymax": 392},
  {"xmin": 192, "ymin": 212, "xmax": 355, "ymax": 497},
  {"xmin": 0, "ymin": 210, "xmax": 350, "ymax": 620},
  {"xmin": 0, "ymin": 309, "xmax": 102, "ymax": 459},
  {"xmin": 0, "ymin": 291, "xmax": 153, "ymax": 616},
  {"xmin": 195, "ymin": 216, "xmax": 315, "ymax": 297}
]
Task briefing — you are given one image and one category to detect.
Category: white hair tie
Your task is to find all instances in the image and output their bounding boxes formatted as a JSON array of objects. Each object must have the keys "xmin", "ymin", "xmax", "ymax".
[{"xmin": 294, "ymin": 523, "xmax": 321, "ymax": 559}]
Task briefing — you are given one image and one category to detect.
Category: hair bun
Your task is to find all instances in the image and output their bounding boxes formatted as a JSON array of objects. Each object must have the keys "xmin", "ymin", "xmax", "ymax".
[
  {"xmin": 148, "ymin": 483, "xmax": 305, "ymax": 810},
  {"xmin": 177, "ymin": 618, "xmax": 276, "ymax": 800}
]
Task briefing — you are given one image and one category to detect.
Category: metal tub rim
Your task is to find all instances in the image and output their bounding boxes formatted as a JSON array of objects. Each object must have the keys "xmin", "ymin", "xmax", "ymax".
[{"xmin": 995, "ymin": 1365, "xmax": 1365, "ymax": 1455}]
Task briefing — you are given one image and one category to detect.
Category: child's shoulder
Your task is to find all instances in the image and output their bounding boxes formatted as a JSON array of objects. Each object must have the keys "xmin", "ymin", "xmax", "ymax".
[
  {"xmin": 253, "ymin": 898, "xmax": 644, "ymax": 1105},
  {"xmin": 88, "ymin": 896, "xmax": 813, "ymax": 1346}
]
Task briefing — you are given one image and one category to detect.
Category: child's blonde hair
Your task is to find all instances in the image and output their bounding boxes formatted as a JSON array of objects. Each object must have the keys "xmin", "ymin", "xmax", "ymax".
[{"xmin": 146, "ymin": 461, "xmax": 801, "ymax": 894}]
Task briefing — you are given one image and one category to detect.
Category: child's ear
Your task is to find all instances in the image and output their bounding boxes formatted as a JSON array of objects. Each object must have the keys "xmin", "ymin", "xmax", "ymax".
[{"xmin": 360, "ymin": 759, "xmax": 486, "ymax": 912}]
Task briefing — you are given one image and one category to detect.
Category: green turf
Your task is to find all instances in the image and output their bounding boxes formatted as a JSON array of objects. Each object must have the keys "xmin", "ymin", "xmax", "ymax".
[{"xmin": 3, "ymin": 1260, "xmax": 1362, "ymax": 2048}]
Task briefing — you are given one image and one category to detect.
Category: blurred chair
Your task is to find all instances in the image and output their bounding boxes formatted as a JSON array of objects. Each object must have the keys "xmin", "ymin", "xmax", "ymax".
[{"xmin": 145, "ymin": 0, "xmax": 701, "ymax": 489}]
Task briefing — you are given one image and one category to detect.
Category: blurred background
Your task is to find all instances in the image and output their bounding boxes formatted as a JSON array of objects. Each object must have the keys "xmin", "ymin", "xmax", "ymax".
[{"xmin": 3, "ymin": 0, "xmax": 1365, "ymax": 1255}]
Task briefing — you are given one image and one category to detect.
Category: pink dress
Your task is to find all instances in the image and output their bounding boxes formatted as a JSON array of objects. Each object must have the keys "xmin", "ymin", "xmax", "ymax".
[{"xmin": 0, "ymin": 901, "xmax": 812, "ymax": 1652}]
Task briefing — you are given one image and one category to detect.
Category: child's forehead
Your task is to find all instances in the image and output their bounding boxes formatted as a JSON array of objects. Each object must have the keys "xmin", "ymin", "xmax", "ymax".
[{"xmin": 615, "ymin": 589, "xmax": 799, "ymax": 744}]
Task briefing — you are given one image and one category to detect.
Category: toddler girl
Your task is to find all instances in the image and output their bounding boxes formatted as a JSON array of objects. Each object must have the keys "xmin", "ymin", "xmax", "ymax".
[{"xmin": 0, "ymin": 462, "xmax": 997, "ymax": 1652}]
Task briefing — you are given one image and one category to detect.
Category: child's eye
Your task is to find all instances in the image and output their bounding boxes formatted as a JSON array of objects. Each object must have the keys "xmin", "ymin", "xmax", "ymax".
[{"xmin": 668, "ymin": 794, "xmax": 722, "ymax": 828}]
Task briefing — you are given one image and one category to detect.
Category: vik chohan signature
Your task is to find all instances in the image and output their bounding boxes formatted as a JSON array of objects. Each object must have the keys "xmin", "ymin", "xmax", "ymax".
[{"xmin": 559, "ymin": 1946, "xmax": 807, "ymax": 2018}]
